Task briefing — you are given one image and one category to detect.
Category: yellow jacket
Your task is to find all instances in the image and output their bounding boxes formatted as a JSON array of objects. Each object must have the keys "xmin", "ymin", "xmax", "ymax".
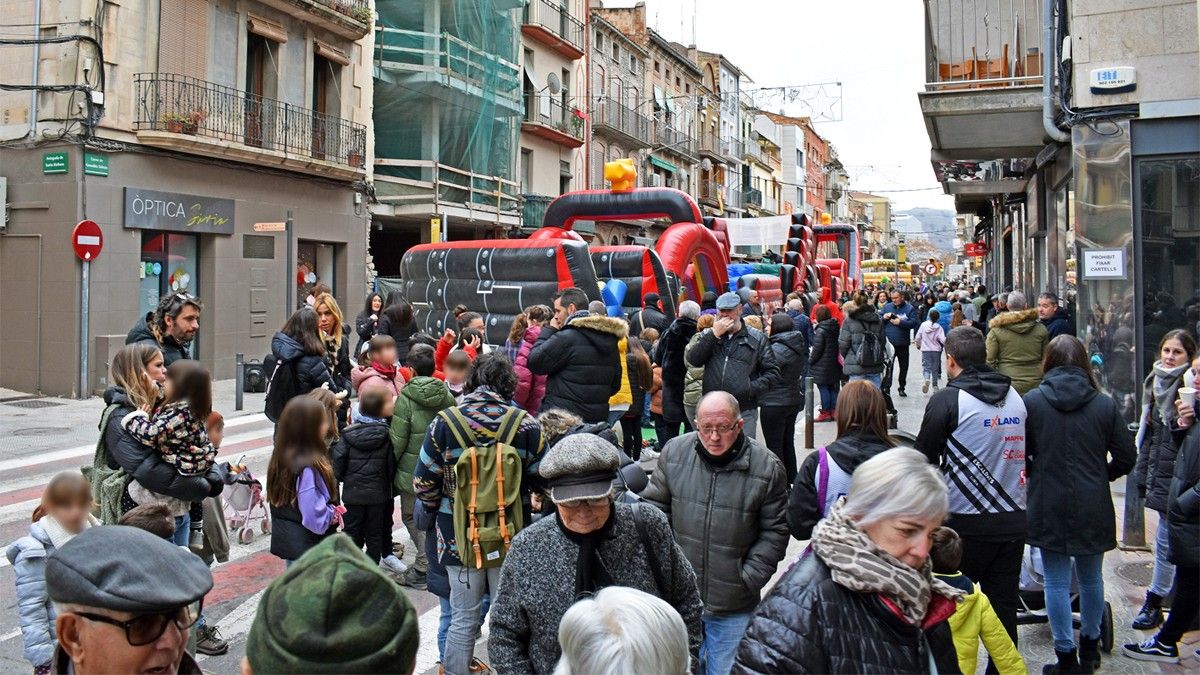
[
  {"xmin": 608, "ymin": 337, "xmax": 632, "ymax": 407},
  {"xmin": 945, "ymin": 576, "xmax": 1026, "ymax": 675}
]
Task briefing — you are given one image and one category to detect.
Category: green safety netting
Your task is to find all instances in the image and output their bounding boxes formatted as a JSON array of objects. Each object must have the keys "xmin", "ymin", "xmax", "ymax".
[{"xmin": 373, "ymin": 0, "xmax": 523, "ymax": 210}]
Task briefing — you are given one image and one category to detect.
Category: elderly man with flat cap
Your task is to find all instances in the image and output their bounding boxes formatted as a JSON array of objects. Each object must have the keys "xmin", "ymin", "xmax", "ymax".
[
  {"xmin": 488, "ymin": 433, "xmax": 703, "ymax": 674},
  {"xmin": 46, "ymin": 525, "xmax": 212, "ymax": 675}
]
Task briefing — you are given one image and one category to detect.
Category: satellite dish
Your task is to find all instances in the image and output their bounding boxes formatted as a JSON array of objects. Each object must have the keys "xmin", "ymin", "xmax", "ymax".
[
  {"xmin": 701, "ymin": 158, "xmax": 713, "ymax": 172},
  {"xmin": 545, "ymin": 72, "xmax": 562, "ymax": 95}
]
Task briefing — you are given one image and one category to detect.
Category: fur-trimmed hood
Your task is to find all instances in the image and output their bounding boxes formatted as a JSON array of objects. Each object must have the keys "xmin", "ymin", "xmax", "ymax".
[
  {"xmin": 988, "ymin": 308, "xmax": 1039, "ymax": 332},
  {"xmin": 565, "ymin": 313, "xmax": 629, "ymax": 338}
]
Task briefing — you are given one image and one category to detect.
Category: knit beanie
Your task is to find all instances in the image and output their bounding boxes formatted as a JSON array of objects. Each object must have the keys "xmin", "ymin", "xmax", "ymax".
[{"xmin": 246, "ymin": 534, "xmax": 419, "ymax": 674}]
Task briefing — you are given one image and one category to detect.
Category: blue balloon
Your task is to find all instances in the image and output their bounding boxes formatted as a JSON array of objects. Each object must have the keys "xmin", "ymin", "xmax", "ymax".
[{"xmin": 601, "ymin": 278, "xmax": 627, "ymax": 317}]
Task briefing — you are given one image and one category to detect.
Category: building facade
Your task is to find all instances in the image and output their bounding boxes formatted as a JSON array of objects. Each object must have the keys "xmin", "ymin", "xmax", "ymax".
[
  {"xmin": 693, "ymin": 50, "xmax": 745, "ymax": 219},
  {"xmin": 0, "ymin": 0, "xmax": 372, "ymax": 396}
]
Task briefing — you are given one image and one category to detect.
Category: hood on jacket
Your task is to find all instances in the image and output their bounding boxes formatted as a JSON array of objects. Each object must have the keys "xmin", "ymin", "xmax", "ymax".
[
  {"xmin": 816, "ymin": 317, "xmax": 839, "ymax": 331},
  {"xmin": 351, "ymin": 363, "xmax": 399, "ymax": 390},
  {"xmin": 826, "ymin": 431, "xmax": 892, "ymax": 473},
  {"xmin": 847, "ymin": 303, "xmax": 881, "ymax": 323},
  {"xmin": 819, "ymin": 287, "xmax": 831, "ymax": 303},
  {"xmin": 102, "ymin": 386, "xmax": 132, "ymax": 408},
  {"xmin": 949, "ymin": 365, "xmax": 1013, "ymax": 406},
  {"xmin": 565, "ymin": 314, "xmax": 629, "ymax": 338},
  {"xmin": 1036, "ymin": 366, "xmax": 1097, "ymax": 412},
  {"xmin": 770, "ymin": 330, "xmax": 807, "ymax": 358},
  {"xmin": 988, "ymin": 308, "xmax": 1040, "ymax": 333},
  {"xmin": 522, "ymin": 324, "xmax": 543, "ymax": 345},
  {"xmin": 340, "ymin": 420, "xmax": 391, "ymax": 450},
  {"xmin": 401, "ymin": 376, "xmax": 453, "ymax": 408},
  {"xmin": 125, "ymin": 313, "xmax": 156, "ymax": 345},
  {"xmin": 271, "ymin": 331, "xmax": 308, "ymax": 361}
]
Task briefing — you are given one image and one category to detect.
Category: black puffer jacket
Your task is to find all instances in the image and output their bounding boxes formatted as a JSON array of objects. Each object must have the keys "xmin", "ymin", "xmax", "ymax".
[
  {"xmin": 1024, "ymin": 366, "xmax": 1136, "ymax": 555},
  {"xmin": 1135, "ymin": 371, "xmax": 1186, "ymax": 514},
  {"xmin": 787, "ymin": 431, "xmax": 893, "ymax": 540},
  {"xmin": 760, "ymin": 330, "xmax": 808, "ymax": 408},
  {"xmin": 1167, "ymin": 421, "xmax": 1200, "ymax": 568},
  {"xmin": 686, "ymin": 325, "xmax": 781, "ymax": 411},
  {"xmin": 733, "ymin": 555, "xmax": 961, "ymax": 674},
  {"xmin": 655, "ymin": 316, "xmax": 697, "ymax": 422},
  {"xmin": 629, "ymin": 306, "xmax": 670, "ymax": 336},
  {"xmin": 270, "ymin": 331, "xmax": 340, "ymax": 398},
  {"xmin": 101, "ymin": 387, "xmax": 220, "ymax": 504},
  {"xmin": 808, "ymin": 318, "xmax": 841, "ymax": 387},
  {"xmin": 331, "ymin": 420, "xmax": 396, "ymax": 505},
  {"xmin": 527, "ymin": 313, "xmax": 626, "ymax": 423},
  {"xmin": 125, "ymin": 314, "xmax": 192, "ymax": 366},
  {"xmin": 838, "ymin": 303, "xmax": 886, "ymax": 376},
  {"xmin": 354, "ymin": 309, "xmax": 379, "ymax": 354}
]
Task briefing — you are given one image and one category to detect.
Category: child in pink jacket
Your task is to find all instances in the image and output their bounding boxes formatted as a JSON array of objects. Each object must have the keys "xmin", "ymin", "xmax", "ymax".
[{"xmin": 915, "ymin": 309, "xmax": 947, "ymax": 392}]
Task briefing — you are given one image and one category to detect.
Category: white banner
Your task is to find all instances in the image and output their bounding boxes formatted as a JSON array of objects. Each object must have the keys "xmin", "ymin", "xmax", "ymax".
[{"xmin": 724, "ymin": 215, "xmax": 792, "ymax": 249}]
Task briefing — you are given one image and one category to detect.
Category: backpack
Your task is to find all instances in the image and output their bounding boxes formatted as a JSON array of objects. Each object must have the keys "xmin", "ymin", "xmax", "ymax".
[
  {"xmin": 440, "ymin": 407, "xmax": 527, "ymax": 569},
  {"xmin": 854, "ymin": 327, "xmax": 885, "ymax": 369},
  {"xmin": 82, "ymin": 404, "xmax": 133, "ymax": 524},
  {"xmin": 815, "ymin": 446, "xmax": 853, "ymax": 516},
  {"xmin": 264, "ymin": 356, "xmax": 301, "ymax": 422}
]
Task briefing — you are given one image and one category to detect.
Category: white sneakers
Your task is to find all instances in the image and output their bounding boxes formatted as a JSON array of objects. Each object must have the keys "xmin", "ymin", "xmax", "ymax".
[{"xmin": 380, "ymin": 554, "xmax": 408, "ymax": 576}]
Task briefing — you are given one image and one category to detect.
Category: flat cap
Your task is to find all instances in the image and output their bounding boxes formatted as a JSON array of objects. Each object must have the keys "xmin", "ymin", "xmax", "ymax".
[
  {"xmin": 539, "ymin": 433, "xmax": 620, "ymax": 503},
  {"xmin": 46, "ymin": 525, "xmax": 212, "ymax": 613},
  {"xmin": 716, "ymin": 292, "xmax": 742, "ymax": 310}
]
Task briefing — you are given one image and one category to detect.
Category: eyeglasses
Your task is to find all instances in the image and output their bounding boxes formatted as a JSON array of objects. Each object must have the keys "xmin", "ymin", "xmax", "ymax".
[
  {"xmin": 74, "ymin": 602, "xmax": 202, "ymax": 646},
  {"xmin": 696, "ymin": 423, "xmax": 740, "ymax": 436},
  {"xmin": 559, "ymin": 496, "xmax": 611, "ymax": 508}
]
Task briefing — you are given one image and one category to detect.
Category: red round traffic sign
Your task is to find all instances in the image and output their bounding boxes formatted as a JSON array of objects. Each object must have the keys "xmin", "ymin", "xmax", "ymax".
[{"xmin": 72, "ymin": 220, "xmax": 103, "ymax": 261}]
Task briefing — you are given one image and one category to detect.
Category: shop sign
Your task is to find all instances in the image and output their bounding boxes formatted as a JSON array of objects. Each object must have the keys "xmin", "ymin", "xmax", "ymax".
[
  {"xmin": 1081, "ymin": 247, "xmax": 1126, "ymax": 280},
  {"xmin": 964, "ymin": 242, "xmax": 989, "ymax": 257},
  {"xmin": 83, "ymin": 153, "xmax": 109, "ymax": 177},
  {"xmin": 42, "ymin": 152, "xmax": 68, "ymax": 174},
  {"xmin": 123, "ymin": 187, "xmax": 235, "ymax": 235}
]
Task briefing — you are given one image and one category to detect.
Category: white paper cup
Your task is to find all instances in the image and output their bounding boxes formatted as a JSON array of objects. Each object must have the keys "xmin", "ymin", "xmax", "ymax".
[{"xmin": 1180, "ymin": 387, "xmax": 1197, "ymax": 408}]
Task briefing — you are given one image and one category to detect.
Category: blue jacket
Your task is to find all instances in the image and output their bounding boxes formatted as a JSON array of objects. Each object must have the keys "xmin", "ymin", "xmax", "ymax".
[
  {"xmin": 934, "ymin": 300, "xmax": 954, "ymax": 333},
  {"xmin": 880, "ymin": 301, "xmax": 919, "ymax": 345},
  {"xmin": 7, "ymin": 522, "xmax": 59, "ymax": 667}
]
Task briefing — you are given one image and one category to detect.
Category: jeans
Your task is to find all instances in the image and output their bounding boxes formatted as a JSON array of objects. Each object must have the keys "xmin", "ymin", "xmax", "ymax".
[
  {"xmin": 438, "ymin": 596, "xmax": 451, "ymax": 662},
  {"xmin": 343, "ymin": 502, "xmax": 393, "ymax": 564},
  {"xmin": 400, "ymin": 492, "xmax": 428, "ymax": 574},
  {"xmin": 1158, "ymin": 565, "xmax": 1200, "ymax": 646},
  {"xmin": 848, "ymin": 373, "xmax": 881, "ymax": 388},
  {"xmin": 172, "ymin": 514, "xmax": 191, "ymax": 547},
  {"xmin": 921, "ymin": 350, "xmax": 942, "ymax": 382},
  {"xmin": 817, "ymin": 383, "xmax": 839, "ymax": 413},
  {"xmin": 760, "ymin": 405, "xmax": 800, "ymax": 485},
  {"xmin": 701, "ymin": 612, "xmax": 754, "ymax": 675},
  {"xmin": 958, "ymin": 534, "xmax": 1023, "ymax": 648},
  {"xmin": 620, "ymin": 413, "xmax": 643, "ymax": 460},
  {"xmin": 607, "ymin": 408, "xmax": 626, "ymax": 426},
  {"xmin": 1041, "ymin": 550, "xmax": 1105, "ymax": 652},
  {"xmin": 740, "ymin": 408, "xmax": 759, "ymax": 440},
  {"xmin": 882, "ymin": 343, "xmax": 910, "ymax": 393},
  {"xmin": 1149, "ymin": 517, "xmax": 1175, "ymax": 597},
  {"xmin": 444, "ymin": 564, "xmax": 502, "ymax": 675}
]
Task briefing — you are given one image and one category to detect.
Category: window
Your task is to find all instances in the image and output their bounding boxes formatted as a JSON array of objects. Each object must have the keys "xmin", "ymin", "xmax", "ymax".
[
  {"xmin": 654, "ymin": 60, "xmax": 660, "ymax": 73},
  {"xmin": 521, "ymin": 148, "xmax": 532, "ymax": 194},
  {"xmin": 311, "ymin": 54, "xmax": 341, "ymax": 159},
  {"xmin": 595, "ymin": 34, "xmax": 603, "ymax": 52},
  {"xmin": 685, "ymin": 83, "xmax": 690, "ymax": 94},
  {"xmin": 612, "ymin": 43, "xmax": 619, "ymax": 62},
  {"xmin": 559, "ymin": 160, "xmax": 572, "ymax": 195},
  {"xmin": 675, "ymin": 76, "xmax": 681, "ymax": 87},
  {"xmin": 245, "ymin": 33, "xmax": 279, "ymax": 147},
  {"xmin": 630, "ymin": 56, "xmax": 638, "ymax": 75},
  {"xmin": 140, "ymin": 233, "xmax": 199, "ymax": 320}
]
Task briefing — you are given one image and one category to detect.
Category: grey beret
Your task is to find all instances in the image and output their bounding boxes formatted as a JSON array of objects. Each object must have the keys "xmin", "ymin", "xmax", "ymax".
[
  {"xmin": 716, "ymin": 292, "xmax": 741, "ymax": 310},
  {"xmin": 539, "ymin": 434, "xmax": 620, "ymax": 503},
  {"xmin": 46, "ymin": 525, "xmax": 213, "ymax": 613}
]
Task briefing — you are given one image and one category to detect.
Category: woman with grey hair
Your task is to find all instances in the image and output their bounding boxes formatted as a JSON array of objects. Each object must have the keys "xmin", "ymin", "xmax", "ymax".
[
  {"xmin": 554, "ymin": 586, "xmax": 690, "ymax": 675},
  {"xmin": 733, "ymin": 448, "xmax": 962, "ymax": 674}
]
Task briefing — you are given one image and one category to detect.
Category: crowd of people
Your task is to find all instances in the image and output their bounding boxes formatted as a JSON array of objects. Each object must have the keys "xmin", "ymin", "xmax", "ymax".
[{"xmin": 5, "ymin": 279, "xmax": 1200, "ymax": 675}]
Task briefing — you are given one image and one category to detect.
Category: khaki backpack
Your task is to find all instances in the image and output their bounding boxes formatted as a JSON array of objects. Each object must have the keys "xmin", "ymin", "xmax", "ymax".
[{"xmin": 440, "ymin": 407, "xmax": 526, "ymax": 569}]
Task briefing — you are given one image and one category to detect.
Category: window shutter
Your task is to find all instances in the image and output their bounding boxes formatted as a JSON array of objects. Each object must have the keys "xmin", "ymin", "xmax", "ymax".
[{"xmin": 158, "ymin": 0, "xmax": 208, "ymax": 79}]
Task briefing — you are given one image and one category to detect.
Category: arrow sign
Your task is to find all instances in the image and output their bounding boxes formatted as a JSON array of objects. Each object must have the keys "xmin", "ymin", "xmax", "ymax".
[
  {"xmin": 253, "ymin": 222, "xmax": 287, "ymax": 232},
  {"xmin": 72, "ymin": 220, "xmax": 104, "ymax": 261}
]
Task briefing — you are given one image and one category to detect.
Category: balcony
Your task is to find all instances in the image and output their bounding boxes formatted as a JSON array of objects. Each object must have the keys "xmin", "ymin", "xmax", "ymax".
[
  {"xmin": 522, "ymin": 95, "xmax": 585, "ymax": 148},
  {"xmin": 374, "ymin": 26, "xmax": 522, "ymax": 117},
  {"xmin": 745, "ymin": 185, "xmax": 778, "ymax": 214},
  {"xmin": 919, "ymin": 0, "xmax": 1048, "ymax": 164},
  {"xmin": 590, "ymin": 99, "xmax": 651, "ymax": 148},
  {"xmin": 698, "ymin": 130, "xmax": 722, "ymax": 161},
  {"xmin": 521, "ymin": 0, "xmax": 585, "ymax": 60},
  {"xmin": 133, "ymin": 73, "xmax": 366, "ymax": 180},
  {"xmin": 373, "ymin": 159, "xmax": 521, "ymax": 227},
  {"xmin": 745, "ymin": 186, "xmax": 763, "ymax": 208},
  {"xmin": 726, "ymin": 185, "xmax": 743, "ymax": 211},
  {"xmin": 744, "ymin": 140, "xmax": 765, "ymax": 166},
  {"xmin": 256, "ymin": 0, "xmax": 371, "ymax": 40},
  {"xmin": 721, "ymin": 137, "xmax": 744, "ymax": 164},
  {"xmin": 699, "ymin": 179, "xmax": 723, "ymax": 207},
  {"xmin": 522, "ymin": 193, "xmax": 554, "ymax": 231},
  {"xmin": 654, "ymin": 122, "xmax": 695, "ymax": 160}
]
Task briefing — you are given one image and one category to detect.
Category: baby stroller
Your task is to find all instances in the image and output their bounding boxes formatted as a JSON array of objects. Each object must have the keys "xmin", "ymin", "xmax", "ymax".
[
  {"xmin": 222, "ymin": 456, "xmax": 271, "ymax": 544},
  {"xmin": 1017, "ymin": 546, "xmax": 1114, "ymax": 653}
]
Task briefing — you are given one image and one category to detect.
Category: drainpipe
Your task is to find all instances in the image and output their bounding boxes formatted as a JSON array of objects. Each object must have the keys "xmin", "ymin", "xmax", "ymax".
[
  {"xmin": 1042, "ymin": 0, "xmax": 1070, "ymax": 143},
  {"xmin": 28, "ymin": 0, "xmax": 41, "ymax": 140}
]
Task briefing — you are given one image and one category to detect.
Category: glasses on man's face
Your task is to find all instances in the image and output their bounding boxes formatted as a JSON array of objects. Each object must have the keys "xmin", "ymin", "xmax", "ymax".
[
  {"xmin": 696, "ymin": 423, "xmax": 739, "ymax": 436},
  {"xmin": 74, "ymin": 602, "xmax": 201, "ymax": 646},
  {"xmin": 560, "ymin": 496, "xmax": 610, "ymax": 509}
]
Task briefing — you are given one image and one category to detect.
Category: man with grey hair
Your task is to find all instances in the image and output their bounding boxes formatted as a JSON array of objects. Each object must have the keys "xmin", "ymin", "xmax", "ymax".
[
  {"xmin": 916, "ymin": 326, "xmax": 1028, "ymax": 655},
  {"xmin": 1036, "ymin": 291, "xmax": 1073, "ymax": 339},
  {"xmin": 643, "ymin": 391, "xmax": 789, "ymax": 675},
  {"xmin": 785, "ymin": 298, "xmax": 814, "ymax": 347},
  {"xmin": 655, "ymin": 301, "xmax": 701, "ymax": 449},
  {"xmin": 985, "ymin": 290, "xmax": 1049, "ymax": 395},
  {"xmin": 45, "ymin": 525, "xmax": 212, "ymax": 674}
]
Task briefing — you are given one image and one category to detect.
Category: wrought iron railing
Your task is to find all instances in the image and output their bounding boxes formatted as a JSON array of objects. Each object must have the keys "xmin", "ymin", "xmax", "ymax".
[
  {"xmin": 316, "ymin": 0, "xmax": 371, "ymax": 23},
  {"xmin": 374, "ymin": 27, "xmax": 521, "ymax": 101},
  {"xmin": 699, "ymin": 130, "xmax": 720, "ymax": 156},
  {"xmin": 745, "ymin": 186, "xmax": 763, "ymax": 208},
  {"xmin": 522, "ymin": 193, "xmax": 554, "ymax": 230},
  {"xmin": 700, "ymin": 179, "xmax": 723, "ymax": 203},
  {"xmin": 924, "ymin": 0, "xmax": 1044, "ymax": 90},
  {"xmin": 727, "ymin": 186, "xmax": 743, "ymax": 209},
  {"xmin": 655, "ymin": 122, "xmax": 694, "ymax": 156},
  {"xmin": 590, "ymin": 98, "xmax": 651, "ymax": 145},
  {"xmin": 744, "ymin": 140, "xmax": 765, "ymax": 165},
  {"xmin": 524, "ymin": 94, "xmax": 585, "ymax": 141},
  {"xmin": 522, "ymin": 0, "xmax": 585, "ymax": 54},
  {"xmin": 134, "ymin": 73, "xmax": 367, "ymax": 169},
  {"xmin": 721, "ymin": 137, "xmax": 744, "ymax": 161}
]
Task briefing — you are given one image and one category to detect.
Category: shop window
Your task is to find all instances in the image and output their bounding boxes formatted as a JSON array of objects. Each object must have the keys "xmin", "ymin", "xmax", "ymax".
[
  {"xmin": 297, "ymin": 241, "xmax": 336, "ymax": 305},
  {"xmin": 1138, "ymin": 156, "xmax": 1200, "ymax": 368},
  {"xmin": 140, "ymin": 233, "xmax": 199, "ymax": 319}
]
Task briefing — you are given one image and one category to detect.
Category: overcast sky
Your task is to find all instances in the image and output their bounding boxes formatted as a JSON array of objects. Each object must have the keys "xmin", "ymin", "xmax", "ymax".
[{"xmin": 607, "ymin": 0, "xmax": 956, "ymax": 212}]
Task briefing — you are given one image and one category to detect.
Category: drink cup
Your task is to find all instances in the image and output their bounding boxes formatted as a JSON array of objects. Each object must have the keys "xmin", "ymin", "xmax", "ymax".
[{"xmin": 1180, "ymin": 387, "xmax": 1197, "ymax": 408}]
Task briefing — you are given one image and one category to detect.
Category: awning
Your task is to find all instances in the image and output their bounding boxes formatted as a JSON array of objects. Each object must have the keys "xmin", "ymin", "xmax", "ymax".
[
  {"xmin": 653, "ymin": 86, "xmax": 665, "ymax": 111},
  {"xmin": 248, "ymin": 14, "xmax": 287, "ymax": 43},
  {"xmin": 315, "ymin": 40, "xmax": 350, "ymax": 67},
  {"xmin": 649, "ymin": 155, "xmax": 678, "ymax": 173}
]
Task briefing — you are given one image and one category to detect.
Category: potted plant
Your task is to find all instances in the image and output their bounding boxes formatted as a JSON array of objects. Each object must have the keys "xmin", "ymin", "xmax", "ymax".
[
  {"xmin": 347, "ymin": 149, "xmax": 364, "ymax": 167},
  {"xmin": 161, "ymin": 112, "xmax": 188, "ymax": 133},
  {"xmin": 349, "ymin": 5, "xmax": 373, "ymax": 24},
  {"xmin": 180, "ymin": 109, "xmax": 206, "ymax": 135}
]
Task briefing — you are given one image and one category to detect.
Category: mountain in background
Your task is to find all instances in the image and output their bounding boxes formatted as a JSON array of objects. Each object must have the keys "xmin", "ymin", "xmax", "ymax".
[{"xmin": 893, "ymin": 208, "xmax": 956, "ymax": 251}]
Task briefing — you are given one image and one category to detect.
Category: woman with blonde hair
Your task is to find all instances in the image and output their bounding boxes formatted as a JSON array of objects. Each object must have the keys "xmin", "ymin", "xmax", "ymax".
[{"xmin": 312, "ymin": 292, "xmax": 352, "ymax": 416}]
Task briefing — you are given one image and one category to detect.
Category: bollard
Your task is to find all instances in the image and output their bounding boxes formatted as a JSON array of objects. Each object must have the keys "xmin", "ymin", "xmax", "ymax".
[
  {"xmin": 804, "ymin": 376, "xmax": 814, "ymax": 450},
  {"xmin": 235, "ymin": 353, "xmax": 244, "ymax": 412},
  {"xmin": 1120, "ymin": 422, "xmax": 1147, "ymax": 549}
]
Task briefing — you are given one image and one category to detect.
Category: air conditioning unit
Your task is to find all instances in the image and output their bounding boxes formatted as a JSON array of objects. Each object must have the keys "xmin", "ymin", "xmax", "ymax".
[{"xmin": 650, "ymin": 174, "xmax": 663, "ymax": 187}]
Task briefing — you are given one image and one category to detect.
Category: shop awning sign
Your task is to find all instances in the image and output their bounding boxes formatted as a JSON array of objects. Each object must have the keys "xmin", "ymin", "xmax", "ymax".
[
  {"xmin": 1081, "ymin": 248, "xmax": 1127, "ymax": 280},
  {"xmin": 123, "ymin": 187, "xmax": 235, "ymax": 235},
  {"xmin": 964, "ymin": 242, "xmax": 988, "ymax": 257}
]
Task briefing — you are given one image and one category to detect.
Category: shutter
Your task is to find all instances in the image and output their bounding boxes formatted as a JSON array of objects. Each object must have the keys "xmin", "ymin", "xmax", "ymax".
[{"xmin": 158, "ymin": 0, "xmax": 208, "ymax": 79}]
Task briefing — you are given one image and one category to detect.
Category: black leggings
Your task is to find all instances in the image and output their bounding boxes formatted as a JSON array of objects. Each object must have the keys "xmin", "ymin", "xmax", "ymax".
[
  {"xmin": 760, "ymin": 405, "xmax": 800, "ymax": 484},
  {"xmin": 1159, "ymin": 565, "xmax": 1199, "ymax": 646},
  {"xmin": 620, "ymin": 413, "xmax": 643, "ymax": 461}
]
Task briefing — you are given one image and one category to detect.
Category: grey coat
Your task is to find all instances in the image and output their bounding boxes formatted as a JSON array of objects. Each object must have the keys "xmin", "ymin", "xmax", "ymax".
[
  {"xmin": 6, "ymin": 522, "xmax": 58, "ymax": 667},
  {"xmin": 488, "ymin": 503, "xmax": 704, "ymax": 674},
  {"xmin": 641, "ymin": 432, "xmax": 790, "ymax": 615}
]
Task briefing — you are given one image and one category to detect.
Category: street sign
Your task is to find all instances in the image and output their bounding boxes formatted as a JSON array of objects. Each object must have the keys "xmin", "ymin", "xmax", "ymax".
[
  {"xmin": 83, "ymin": 153, "xmax": 109, "ymax": 176},
  {"xmin": 71, "ymin": 220, "xmax": 104, "ymax": 261},
  {"xmin": 253, "ymin": 221, "xmax": 286, "ymax": 232},
  {"xmin": 43, "ymin": 152, "xmax": 68, "ymax": 175},
  {"xmin": 924, "ymin": 263, "xmax": 938, "ymax": 276}
]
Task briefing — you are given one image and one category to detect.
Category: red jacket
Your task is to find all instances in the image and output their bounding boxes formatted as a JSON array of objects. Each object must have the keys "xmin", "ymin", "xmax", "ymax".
[
  {"xmin": 434, "ymin": 334, "xmax": 478, "ymax": 374},
  {"xmin": 810, "ymin": 287, "xmax": 845, "ymax": 325}
]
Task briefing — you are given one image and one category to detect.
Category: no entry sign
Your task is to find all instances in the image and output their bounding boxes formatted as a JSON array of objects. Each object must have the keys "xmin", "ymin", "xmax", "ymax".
[{"xmin": 72, "ymin": 220, "xmax": 104, "ymax": 261}]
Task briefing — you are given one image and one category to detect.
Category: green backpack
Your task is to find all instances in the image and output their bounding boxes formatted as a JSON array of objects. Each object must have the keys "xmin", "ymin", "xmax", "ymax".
[
  {"xmin": 81, "ymin": 404, "xmax": 133, "ymax": 525},
  {"xmin": 440, "ymin": 407, "xmax": 526, "ymax": 569}
]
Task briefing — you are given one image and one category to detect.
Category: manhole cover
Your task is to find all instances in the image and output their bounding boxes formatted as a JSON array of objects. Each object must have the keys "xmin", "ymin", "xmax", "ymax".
[
  {"xmin": 11, "ymin": 427, "xmax": 65, "ymax": 437},
  {"xmin": 1117, "ymin": 561, "xmax": 1154, "ymax": 586},
  {"xmin": 4, "ymin": 399, "xmax": 65, "ymax": 409}
]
